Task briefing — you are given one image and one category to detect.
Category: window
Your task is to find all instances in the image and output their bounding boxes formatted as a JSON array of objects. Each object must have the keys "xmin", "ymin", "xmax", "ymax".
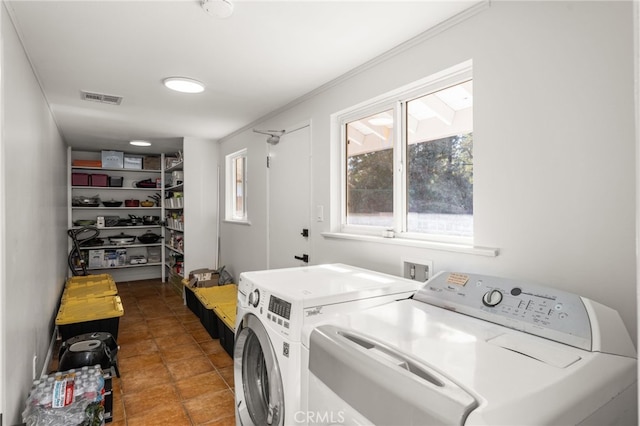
[
  {"xmin": 342, "ymin": 65, "xmax": 473, "ymax": 241},
  {"xmin": 225, "ymin": 149, "xmax": 248, "ymax": 222}
]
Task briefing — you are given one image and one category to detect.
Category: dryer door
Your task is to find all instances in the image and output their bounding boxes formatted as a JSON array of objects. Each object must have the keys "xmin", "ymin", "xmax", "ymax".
[{"xmin": 234, "ymin": 313, "xmax": 285, "ymax": 426}]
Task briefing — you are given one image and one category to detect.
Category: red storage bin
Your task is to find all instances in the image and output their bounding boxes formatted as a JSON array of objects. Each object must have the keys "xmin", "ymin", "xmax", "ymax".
[
  {"xmin": 90, "ymin": 174, "xmax": 109, "ymax": 187},
  {"xmin": 72, "ymin": 173, "xmax": 90, "ymax": 186}
]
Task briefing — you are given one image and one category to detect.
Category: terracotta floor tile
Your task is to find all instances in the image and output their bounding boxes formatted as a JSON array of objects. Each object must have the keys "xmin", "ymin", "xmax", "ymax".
[
  {"xmin": 176, "ymin": 313, "xmax": 199, "ymax": 324},
  {"xmin": 146, "ymin": 315, "xmax": 183, "ymax": 329},
  {"xmin": 118, "ymin": 338, "xmax": 159, "ymax": 359},
  {"xmin": 118, "ymin": 352, "xmax": 164, "ymax": 372},
  {"xmin": 119, "ymin": 310, "xmax": 144, "ymax": 325},
  {"xmin": 136, "ymin": 298, "xmax": 168, "ymax": 308},
  {"xmin": 111, "ymin": 391, "xmax": 125, "ymax": 420},
  {"xmin": 117, "ymin": 324, "xmax": 153, "ymax": 345},
  {"xmin": 141, "ymin": 308, "xmax": 177, "ymax": 320},
  {"xmin": 119, "ymin": 364, "xmax": 173, "ymax": 395},
  {"xmin": 164, "ymin": 295, "xmax": 186, "ymax": 307},
  {"xmin": 167, "ymin": 354, "xmax": 215, "ymax": 381},
  {"xmin": 175, "ymin": 371, "xmax": 228, "ymax": 401},
  {"xmin": 198, "ymin": 340, "xmax": 225, "ymax": 355},
  {"xmin": 208, "ymin": 351, "xmax": 234, "ymax": 369},
  {"xmin": 216, "ymin": 366, "xmax": 234, "ymax": 388},
  {"xmin": 201, "ymin": 414, "xmax": 236, "ymax": 426},
  {"xmin": 154, "ymin": 332, "xmax": 197, "ymax": 349},
  {"xmin": 123, "ymin": 382, "xmax": 181, "ymax": 417},
  {"xmin": 172, "ymin": 304, "xmax": 194, "ymax": 315},
  {"xmin": 120, "ymin": 301, "xmax": 143, "ymax": 314},
  {"xmin": 160, "ymin": 340, "xmax": 204, "ymax": 363},
  {"xmin": 182, "ymin": 319, "xmax": 207, "ymax": 333},
  {"xmin": 127, "ymin": 400, "xmax": 192, "ymax": 426},
  {"xmin": 190, "ymin": 327, "xmax": 214, "ymax": 343},
  {"xmin": 183, "ymin": 388, "xmax": 236, "ymax": 425},
  {"xmin": 150, "ymin": 325, "xmax": 188, "ymax": 339}
]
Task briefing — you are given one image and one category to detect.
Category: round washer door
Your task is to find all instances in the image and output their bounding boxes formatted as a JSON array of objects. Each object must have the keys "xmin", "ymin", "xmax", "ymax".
[{"xmin": 234, "ymin": 313, "xmax": 285, "ymax": 426}]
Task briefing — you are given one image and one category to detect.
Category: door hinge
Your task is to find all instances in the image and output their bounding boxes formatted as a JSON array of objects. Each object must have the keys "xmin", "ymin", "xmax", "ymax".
[{"xmin": 267, "ymin": 156, "xmax": 270, "ymax": 168}]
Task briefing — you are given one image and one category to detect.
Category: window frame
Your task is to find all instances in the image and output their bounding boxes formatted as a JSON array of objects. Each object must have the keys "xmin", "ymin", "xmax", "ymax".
[
  {"xmin": 225, "ymin": 148, "xmax": 249, "ymax": 223},
  {"xmin": 338, "ymin": 62, "xmax": 474, "ymax": 244}
]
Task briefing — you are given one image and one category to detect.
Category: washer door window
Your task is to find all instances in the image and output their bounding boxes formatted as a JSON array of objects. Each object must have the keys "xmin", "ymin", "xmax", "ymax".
[{"xmin": 235, "ymin": 313, "xmax": 285, "ymax": 426}]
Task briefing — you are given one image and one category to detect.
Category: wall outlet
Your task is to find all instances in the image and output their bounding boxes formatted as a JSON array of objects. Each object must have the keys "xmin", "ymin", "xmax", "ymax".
[{"xmin": 402, "ymin": 258, "xmax": 433, "ymax": 282}]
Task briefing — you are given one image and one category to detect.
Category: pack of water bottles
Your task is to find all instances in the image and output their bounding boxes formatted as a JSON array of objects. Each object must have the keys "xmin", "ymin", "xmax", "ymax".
[{"xmin": 22, "ymin": 365, "xmax": 105, "ymax": 426}]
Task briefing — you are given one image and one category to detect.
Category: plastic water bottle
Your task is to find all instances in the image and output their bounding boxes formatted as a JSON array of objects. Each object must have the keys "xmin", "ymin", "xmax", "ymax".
[{"xmin": 38, "ymin": 382, "xmax": 52, "ymax": 408}]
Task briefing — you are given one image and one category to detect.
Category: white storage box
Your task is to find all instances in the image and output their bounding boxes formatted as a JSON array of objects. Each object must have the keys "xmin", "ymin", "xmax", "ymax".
[
  {"xmin": 101, "ymin": 151, "xmax": 124, "ymax": 169},
  {"xmin": 88, "ymin": 250, "xmax": 104, "ymax": 268},
  {"xmin": 124, "ymin": 155, "xmax": 143, "ymax": 170}
]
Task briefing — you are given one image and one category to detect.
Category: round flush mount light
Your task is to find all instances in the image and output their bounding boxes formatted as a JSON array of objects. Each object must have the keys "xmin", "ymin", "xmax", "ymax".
[
  {"xmin": 130, "ymin": 140, "xmax": 152, "ymax": 147},
  {"xmin": 202, "ymin": 0, "xmax": 233, "ymax": 19},
  {"xmin": 163, "ymin": 77, "xmax": 205, "ymax": 94}
]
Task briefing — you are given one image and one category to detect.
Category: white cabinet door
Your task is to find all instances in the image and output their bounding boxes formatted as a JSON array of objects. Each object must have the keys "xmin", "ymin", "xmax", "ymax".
[{"xmin": 268, "ymin": 125, "xmax": 311, "ymax": 269}]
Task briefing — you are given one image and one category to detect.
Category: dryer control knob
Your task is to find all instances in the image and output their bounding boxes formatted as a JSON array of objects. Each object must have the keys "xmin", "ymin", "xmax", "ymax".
[
  {"xmin": 248, "ymin": 289, "xmax": 260, "ymax": 307},
  {"xmin": 482, "ymin": 289, "xmax": 503, "ymax": 307}
]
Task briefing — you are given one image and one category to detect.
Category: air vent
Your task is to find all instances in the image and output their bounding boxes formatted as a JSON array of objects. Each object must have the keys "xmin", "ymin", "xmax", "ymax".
[{"xmin": 81, "ymin": 91, "xmax": 123, "ymax": 105}]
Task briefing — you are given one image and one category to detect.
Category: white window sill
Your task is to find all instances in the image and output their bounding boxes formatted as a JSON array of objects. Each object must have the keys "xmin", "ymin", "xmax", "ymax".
[
  {"xmin": 223, "ymin": 219, "xmax": 252, "ymax": 226},
  {"xmin": 321, "ymin": 232, "xmax": 499, "ymax": 257}
]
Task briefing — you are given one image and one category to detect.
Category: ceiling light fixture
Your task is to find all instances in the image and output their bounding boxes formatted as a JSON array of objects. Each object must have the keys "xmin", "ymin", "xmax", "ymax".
[
  {"xmin": 163, "ymin": 77, "xmax": 205, "ymax": 94},
  {"xmin": 202, "ymin": 0, "xmax": 234, "ymax": 19},
  {"xmin": 130, "ymin": 140, "xmax": 151, "ymax": 147}
]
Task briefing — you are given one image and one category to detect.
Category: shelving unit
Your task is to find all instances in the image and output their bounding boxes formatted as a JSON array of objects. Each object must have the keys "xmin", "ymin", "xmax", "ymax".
[
  {"xmin": 163, "ymin": 157, "xmax": 184, "ymax": 291},
  {"xmin": 68, "ymin": 149, "xmax": 166, "ymax": 281}
]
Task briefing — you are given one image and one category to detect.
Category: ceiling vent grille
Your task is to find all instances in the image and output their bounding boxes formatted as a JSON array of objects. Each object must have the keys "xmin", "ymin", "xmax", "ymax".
[{"xmin": 81, "ymin": 91, "xmax": 123, "ymax": 105}]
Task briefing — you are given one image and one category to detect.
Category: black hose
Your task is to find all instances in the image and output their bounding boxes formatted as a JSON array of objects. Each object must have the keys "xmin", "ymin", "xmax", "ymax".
[{"xmin": 67, "ymin": 226, "xmax": 100, "ymax": 276}]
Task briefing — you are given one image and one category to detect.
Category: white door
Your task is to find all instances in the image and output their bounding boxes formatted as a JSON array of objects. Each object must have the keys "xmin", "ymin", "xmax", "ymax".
[{"xmin": 268, "ymin": 125, "xmax": 311, "ymax": 269}]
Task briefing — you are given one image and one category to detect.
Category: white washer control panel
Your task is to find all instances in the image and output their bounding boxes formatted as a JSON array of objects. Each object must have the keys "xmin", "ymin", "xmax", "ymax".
[{"xmin": 414, "ymin": 272, "xmax": 592, "ymax": 350}]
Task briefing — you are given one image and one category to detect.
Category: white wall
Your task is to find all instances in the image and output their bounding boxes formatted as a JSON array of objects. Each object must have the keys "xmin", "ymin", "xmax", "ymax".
[
  {"xmin": 220, "ymin": 1, "xmax": 637, "ymax": 342},
  {"xmin": 219, "ymin": 132, "xmax": 269, "ymax": 280},
  {"xmin": 1, "ymin": 4, "xmax": 68, "ymax": 423},
  {"xmin": 183, "ymin": 137, "xmax": 219, "ymax": 273}
]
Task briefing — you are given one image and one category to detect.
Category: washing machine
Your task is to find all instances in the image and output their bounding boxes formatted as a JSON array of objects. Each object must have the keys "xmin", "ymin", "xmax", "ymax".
[
  {"xmin": 233, "ymin": 264, "xmax": 421, "ymax": 426},
  {"xmin": 307, "ymin": 271, "xmax": 638, "ymax": 425}
]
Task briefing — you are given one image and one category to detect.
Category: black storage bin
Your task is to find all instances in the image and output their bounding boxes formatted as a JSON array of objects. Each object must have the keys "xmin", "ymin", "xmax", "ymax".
[
  {"xmin": 185, "ymin": 287, "xmax": 202, "ymax": 319},
  {"xmin": 108, "ymin": 176, "xmax": 123, "ymax": 187},
  {"xmin": 201, "ymin": 308, "xmax": 219, "ymax": 339},
  {"xmin": 216, "ymin": 316, "xmax": 235, "ymax": 357},
  {"xmin": 58, "ymin": 317, "xmax": 120, "ymax": 343}
]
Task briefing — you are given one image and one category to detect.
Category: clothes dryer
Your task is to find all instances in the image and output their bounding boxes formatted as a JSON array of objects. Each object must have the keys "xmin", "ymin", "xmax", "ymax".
[
  {"xmin": 234, "ymin": 264, "xmax": 420, "ymax": 426},
  {"xmin": 307, "ymin": 271, "xmax": 637, "ymax": 425}
]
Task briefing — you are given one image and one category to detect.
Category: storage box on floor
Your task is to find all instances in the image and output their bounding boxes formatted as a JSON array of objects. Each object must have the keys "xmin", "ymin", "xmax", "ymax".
[
  {"xmin": 183, "ymin": 280, "xmax": 237, "ymax": 357},
  {"xmin": 56, "ymin": 275, "xmax": 124, "ymax": 341}
]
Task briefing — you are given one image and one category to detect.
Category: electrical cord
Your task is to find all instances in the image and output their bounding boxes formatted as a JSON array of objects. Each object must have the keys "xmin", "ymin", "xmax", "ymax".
[{"xmin": 67, "ymin": 226, "xmax": 100, "ymax": 276}]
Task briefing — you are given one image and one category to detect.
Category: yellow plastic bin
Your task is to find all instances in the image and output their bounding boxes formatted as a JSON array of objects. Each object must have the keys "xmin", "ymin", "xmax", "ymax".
[
  {"xmin": 66, "ymin": 274, "xmax": 115, "ymax": 287},
  {"xmin": 62, "ymin": 277, "xmax": 118, "ymax": 302},
  {"xmin": 197, "ymin": 284, "xmax": 238, "ymax": 309},
  {"xmin": 196, "ymin": 285, "xmax": 237, "ymax": 340},
  {"xmin": 56, "ymin": 295, "xmax": 124, "ymax": 341}
]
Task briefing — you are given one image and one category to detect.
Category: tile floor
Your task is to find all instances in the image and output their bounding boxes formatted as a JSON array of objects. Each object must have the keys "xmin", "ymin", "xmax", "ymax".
[{"xmin": 50, "ymin": 279, "xmax": 236, "ymax": 425}]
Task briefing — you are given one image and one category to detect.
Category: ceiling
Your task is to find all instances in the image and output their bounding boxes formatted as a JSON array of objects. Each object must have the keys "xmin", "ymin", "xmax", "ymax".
[{"xmin": 6, "ymin": 0, "xmax": 479, "ymax": 154}]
